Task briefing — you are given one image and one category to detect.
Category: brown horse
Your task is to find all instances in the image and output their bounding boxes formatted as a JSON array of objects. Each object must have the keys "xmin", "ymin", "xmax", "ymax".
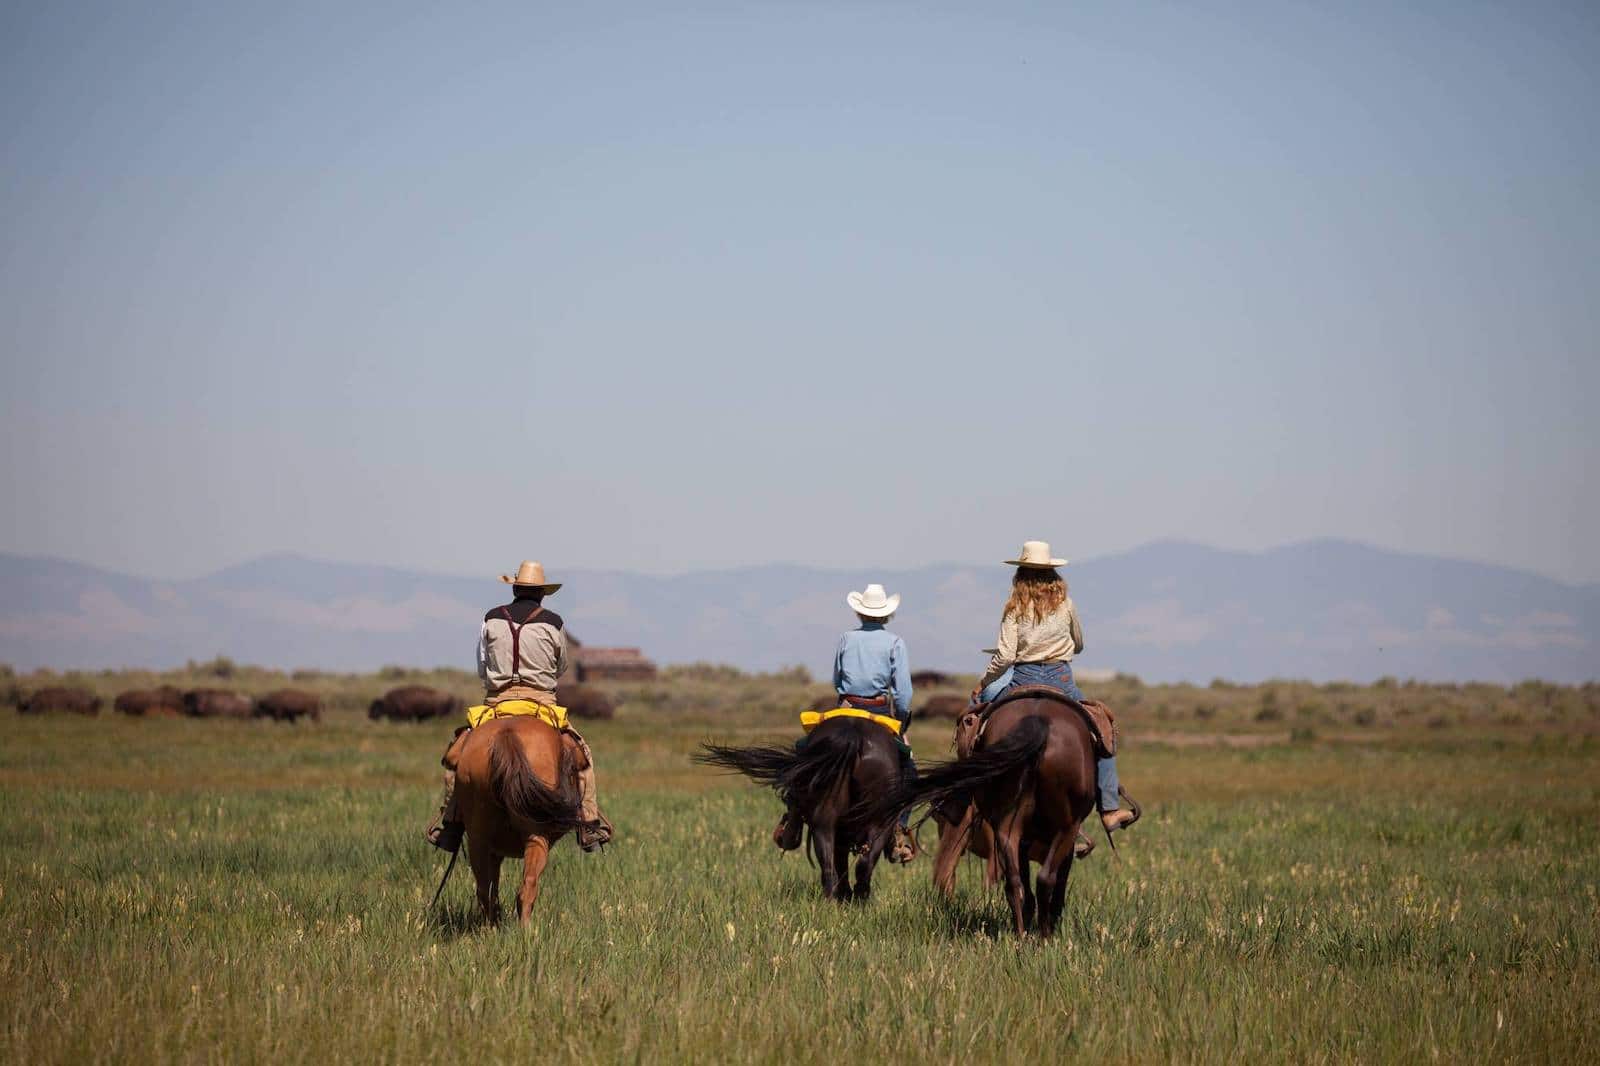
[
  {"xmin": 698, "ymin": 718, "xmax": 904, "ymax": 902},
  {"xmin": 879, "ymin": 697, "xmax": 1098, "ymax": 938},
  {"xmin": 452, "ymin": 717, "xmax": 594, "ymax": 925}
]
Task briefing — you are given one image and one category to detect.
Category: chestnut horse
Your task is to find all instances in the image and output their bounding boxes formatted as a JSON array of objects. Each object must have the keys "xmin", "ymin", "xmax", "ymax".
[
  {"xmin": 453, "ymin": 717, "xmax": 595, "ymax": 925},
  {"xmin": 879, "ymin": 697, "xmax": 1097, "ymax": 938},
  {"xmin": 698, "ymin": 718, "xmax": 903, "ymax": 901}
]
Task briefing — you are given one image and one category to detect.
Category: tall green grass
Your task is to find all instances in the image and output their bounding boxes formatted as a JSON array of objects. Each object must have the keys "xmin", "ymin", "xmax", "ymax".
[{"xmin": 2, "ymin": 703, "xmax": 1596, "ymax": 1063}]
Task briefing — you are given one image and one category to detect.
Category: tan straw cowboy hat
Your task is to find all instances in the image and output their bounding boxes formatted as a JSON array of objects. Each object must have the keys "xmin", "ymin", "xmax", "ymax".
[
  {"xmin": 1005, "ymin": 540, "xmax": 1068, "ymax": 568},
  {"xmin": 846, "ymin": 583, "xmax": 900, "ymax": 618},
  {"xmin": 499, "ymin": 560, "xmax": 562, "ymax": 594}
]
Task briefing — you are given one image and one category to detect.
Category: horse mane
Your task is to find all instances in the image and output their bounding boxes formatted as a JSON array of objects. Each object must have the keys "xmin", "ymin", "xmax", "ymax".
[{"xmin": 488, "ymin": 728, "xmax": 594, "ymax": 836}]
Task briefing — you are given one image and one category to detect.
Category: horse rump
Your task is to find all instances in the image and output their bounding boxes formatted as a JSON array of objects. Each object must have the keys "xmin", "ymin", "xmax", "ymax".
[
  {"xmin": 695, "ymin": 724, "xmax": 864, "ymax": 808},
  {"xmin": 863, "ymin": 714, "xmax": 1052, "ymax": 828},
  {"xmin": 487, "ymin": 729, "xmax": 593, "ymax": 837}
]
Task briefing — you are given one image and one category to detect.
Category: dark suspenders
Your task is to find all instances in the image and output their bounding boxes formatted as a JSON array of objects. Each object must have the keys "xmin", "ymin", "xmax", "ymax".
[{"xmin": 496, "ymin": 605, "xmax": 545, "ymax": 679}]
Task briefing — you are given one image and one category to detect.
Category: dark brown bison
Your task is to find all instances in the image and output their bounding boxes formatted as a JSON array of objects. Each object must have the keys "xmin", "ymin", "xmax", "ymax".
[
  {"xmin": 910, "ymin": 669, "xmax": 956, "ymax": 688},
  {"xmin": 556, "ymin": 682, "xmax": 615, "ymax": 720},
  {"xmin": 115, "ymin": 685, "xmax": 185, "ymax": 718},
  {"xmin": 183, "ymin": 688, "xmax": 254, "ymax": 718},
  {"xmin": 914, "ymin": 694, "xmax": 970, "ymax": 720},
  {"xmin": 368, "ymin": 685, "xmax": 458, "ymax": 722},
  {"xmin": 255, "ymin": 689, "xmax": 322, "ymax": 723},
  {"xmin": 19, "ymin": 686, "xmax": 102, "ymax": 715}
]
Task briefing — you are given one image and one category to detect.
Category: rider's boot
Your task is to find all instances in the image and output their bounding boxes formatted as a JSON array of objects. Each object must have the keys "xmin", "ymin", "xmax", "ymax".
[
  {"xmin": 888, "ymin": 742, "xmax": 919, "ymax": 863},
  {"xmin": 424, "ymin": 727, "xmax": 471, "ymax": 852},
  {"xmin": 773, "ymin": 804, "xmax": 804, "ymax": 851},
  {"xmin": 567, "ymin": 729, "xmax": 614, "ymax": 852},
  {"xmin": 888, "ymin": 819, "xmax": 918, "ymax": 864},
  {"xmin": 424, "ymin": 768, "xmax": 464, "ymax": 853},
  {"xmin": 1101, "ymin": 808, "xmax": 1137, "ymax": 833}
]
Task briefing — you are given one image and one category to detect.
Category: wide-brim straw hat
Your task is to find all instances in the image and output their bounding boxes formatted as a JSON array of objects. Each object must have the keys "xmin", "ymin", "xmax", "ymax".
[
  {"xmin": 1004, "ymin": 540, "xmax": 1068, "ymax": 568},
  {"xmin": 846, "ymin": 583, "xmax": 900, "ymax": 618},
  {"xmin": 499, "ymin": 560, "xmax": 562, "ymax": 594}
]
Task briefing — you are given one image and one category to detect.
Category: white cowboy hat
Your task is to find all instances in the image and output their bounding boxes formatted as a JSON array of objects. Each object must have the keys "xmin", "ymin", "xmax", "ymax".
[
  {"xmin": 1004, "ymin": 540, "xmax": 1068, "ymax": 568},
  {"xmin": 846, "ymin": 583, "xmax": 900, "ymax": 618},
  {"xmin": 498, "ymin": 560, "xmax": 562, "ymax": 594}
]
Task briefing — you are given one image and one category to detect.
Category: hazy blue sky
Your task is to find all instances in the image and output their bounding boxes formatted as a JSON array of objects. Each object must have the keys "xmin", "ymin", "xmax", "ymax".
[{"xmin": 3, "ymin": 2, "xmax": 1596, "ymax": 583}]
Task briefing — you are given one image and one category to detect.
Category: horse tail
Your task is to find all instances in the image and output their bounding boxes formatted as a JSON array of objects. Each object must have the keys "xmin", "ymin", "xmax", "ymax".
[
  {"xmin": 867, "ymin": 715, "xmax": 1051, "ymax": 827},
  {"xmin": 696, "ymin": 726, "xmax": 864, "ymax": 807},
  {"xmin": 488, "ymin": 728, "xmax": 591, "ymax": 836}
]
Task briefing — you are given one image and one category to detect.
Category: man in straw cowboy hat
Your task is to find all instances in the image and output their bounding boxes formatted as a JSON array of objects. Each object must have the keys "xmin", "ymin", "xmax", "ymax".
[
  {"xmin": 423, "ymin": 560, "xmax": 614, "ymax": 853},
  {"xmin": 773, "ymin": 583, "xmax": 920, "ymax": 863},
  {"xmin": 972, "ymin": 541, "xmax": 1136, "ymax": 837}
]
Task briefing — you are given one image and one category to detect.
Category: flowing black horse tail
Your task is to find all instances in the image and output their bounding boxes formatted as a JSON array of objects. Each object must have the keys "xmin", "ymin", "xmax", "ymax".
[
  {"xmin": 863, "ymin": 715, "xmax": 1051, "ymax": 827},
  {"xmin": 696, "ymin": 726, "xmax": 864, "ymax": 808},
  {"xmin": 488, "ymin": 729, "xmax": 593, "ymax": 836}
]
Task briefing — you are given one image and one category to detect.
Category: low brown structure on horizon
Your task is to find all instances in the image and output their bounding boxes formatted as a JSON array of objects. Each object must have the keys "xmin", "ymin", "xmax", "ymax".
[{"xmin": 568, "ymin": 634, "xmax": 657, "ymax": 682}]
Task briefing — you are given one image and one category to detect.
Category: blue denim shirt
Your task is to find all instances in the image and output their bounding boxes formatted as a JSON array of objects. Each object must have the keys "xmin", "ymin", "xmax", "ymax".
[{"xmin": 833, "ymin": 623, "xmax": 912, "ymax": 718}]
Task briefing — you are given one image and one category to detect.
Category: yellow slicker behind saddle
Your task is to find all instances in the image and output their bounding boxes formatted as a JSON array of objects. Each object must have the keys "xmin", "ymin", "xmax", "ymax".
[
  {"xmin": 799, "ymin": 707, "xmax": 903, "ymax": 736},
  {"xmin": 466, "ymin": 700, "xmax": 569, "ymax": 731}
]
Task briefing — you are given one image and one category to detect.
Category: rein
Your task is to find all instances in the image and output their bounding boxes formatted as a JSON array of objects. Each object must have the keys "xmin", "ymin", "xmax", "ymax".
[{"xmin": 425, "ymin": 847, "xmax": 461, "ymax": 916}]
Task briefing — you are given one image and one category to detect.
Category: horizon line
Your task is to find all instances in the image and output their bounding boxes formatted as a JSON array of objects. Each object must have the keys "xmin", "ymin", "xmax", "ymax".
[{"xmin": 3, "ymin": 535, "xmax": 1594, "ymax": 590}]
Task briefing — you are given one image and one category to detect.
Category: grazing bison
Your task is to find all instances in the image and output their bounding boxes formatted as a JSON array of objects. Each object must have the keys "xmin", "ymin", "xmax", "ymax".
[
  {"xmin": 115, "ymin": 685, "xmax": 185, "ymax": 718},
  {"xmin": 255, "ymin": 689, "xmax": 322, "ymax": 723},
  {"xmin": 183, "ymin": 688, "xmax": 254, "ymax": 719},
  {"xmin": 914, "ymin": 694, "xmax": 970, "ymax": 720},
  {"xmin": 910, "ymin": 669, "xmax": 955, "ymax": 688},
  {"xmin": 368, "ymin": 685, "xmax": 458, "ymax": 722},
  {"xmin": 556, "ymin": 682, "xmax": 615, "ymax": 720},
  {"xmin": 19, "ymin": 686, "xmax": 102, "ymax": 715}
]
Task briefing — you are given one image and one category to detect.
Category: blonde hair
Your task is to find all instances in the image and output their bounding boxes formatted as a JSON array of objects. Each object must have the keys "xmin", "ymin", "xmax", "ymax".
[{"xmin": 1003, "ymin": 568, "xmax": 1067, "ymax": 624}]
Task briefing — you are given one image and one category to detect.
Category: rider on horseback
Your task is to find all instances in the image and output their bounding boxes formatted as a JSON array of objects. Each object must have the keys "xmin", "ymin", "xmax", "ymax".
[
  {"xmin": 773, "ymin": 583, "xmax": 920, "ymax": 863},
  {"xmin": 424, "ymin": 560, "xmax": 615, "ymax": 854},
  {"xmin": 973, "ymin": 541, "xmax": 1136, "ymax": 837}
]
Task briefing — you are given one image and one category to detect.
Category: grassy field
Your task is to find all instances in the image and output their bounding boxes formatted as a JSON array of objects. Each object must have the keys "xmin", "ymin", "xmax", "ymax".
[{"xmin": 2, "ymin": 670, "xmax": 1598, "ymax": 1063}]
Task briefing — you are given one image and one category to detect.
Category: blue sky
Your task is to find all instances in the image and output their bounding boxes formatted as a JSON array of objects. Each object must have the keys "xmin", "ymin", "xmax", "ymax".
[{"xmin": 3, "ymin": 2, "xmax": 1595, "ymax": 582}]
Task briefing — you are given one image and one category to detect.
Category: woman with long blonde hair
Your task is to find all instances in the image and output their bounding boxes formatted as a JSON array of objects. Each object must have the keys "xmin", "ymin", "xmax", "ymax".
[{"xmin": 974, "ymin": 541, "xmax": 1135, "ymax": 835}]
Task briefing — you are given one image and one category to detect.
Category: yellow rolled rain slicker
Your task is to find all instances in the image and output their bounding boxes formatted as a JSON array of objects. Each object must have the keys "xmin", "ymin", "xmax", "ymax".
[
  {"xmin": 799, "ymin": 707, "xmax": 903, "ymax": 736},
  {"xmin": 466, "ymin": 700, "xmax": 569, "ymax": 731}
]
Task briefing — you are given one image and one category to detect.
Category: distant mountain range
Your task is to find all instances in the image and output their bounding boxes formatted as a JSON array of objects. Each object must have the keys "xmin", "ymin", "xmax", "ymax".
[{"xmin": 1, "ymin": 541, "xmax": 1594, "ymax": 684}]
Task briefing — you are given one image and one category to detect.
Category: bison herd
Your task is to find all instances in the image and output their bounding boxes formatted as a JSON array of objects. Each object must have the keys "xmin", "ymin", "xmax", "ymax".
[{"xmin": 13, "ymin": 680, "xmax": 619, "ymax": 724}]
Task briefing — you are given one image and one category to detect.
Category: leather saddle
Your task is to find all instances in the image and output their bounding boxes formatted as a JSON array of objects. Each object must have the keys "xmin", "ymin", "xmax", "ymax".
[{"xmin": 959, "ymin": 685, "xmax": 1117, "ymax": 759}]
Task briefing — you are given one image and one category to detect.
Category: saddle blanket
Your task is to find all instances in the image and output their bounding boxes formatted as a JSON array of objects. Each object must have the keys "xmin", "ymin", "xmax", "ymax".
[
  {"xmin": 799, "ymin": 707, "xmax": 903, "ymax": 736},
  {"xmin": 466, "ymin": 699, "xmax": 569, "ymax": 731}
]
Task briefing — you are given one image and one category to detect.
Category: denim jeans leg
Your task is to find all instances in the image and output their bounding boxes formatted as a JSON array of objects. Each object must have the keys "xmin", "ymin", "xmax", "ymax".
[
  {"xmin": 1097, "ymin": 756, "xmax": 1120, "ymax": 812},
  {"xmin": 898, "ymin": 745, "xmax": 918, "ymax": 828}
]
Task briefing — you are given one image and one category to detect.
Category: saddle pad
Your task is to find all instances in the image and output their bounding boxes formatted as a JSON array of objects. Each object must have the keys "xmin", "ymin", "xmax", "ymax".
[
  {"xmin": 466, "ymin": 700, "xmax": 569, "ymax": 731},
  {"xmin": 799, "ymin": 707, "xmax": 903, "ymax": 736}
]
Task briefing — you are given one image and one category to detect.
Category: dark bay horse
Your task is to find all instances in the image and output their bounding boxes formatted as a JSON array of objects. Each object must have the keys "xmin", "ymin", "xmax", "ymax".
[
  {"xmin": 698, "ymin": 718, "xmax": 903, "ymax": 901},
  {"xmin": 879, "ymin": 697, "xmax": 1098, "ymax": 937},
  {"xmin": 453, "ymin": 717, "xmax": 596, "ymax": 925}
]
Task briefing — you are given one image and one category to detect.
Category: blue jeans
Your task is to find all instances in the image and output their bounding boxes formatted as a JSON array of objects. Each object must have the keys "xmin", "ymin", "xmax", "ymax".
[{"xmin": 1005, "ymin": 661, "xmax": 1120, "ymax": 812}]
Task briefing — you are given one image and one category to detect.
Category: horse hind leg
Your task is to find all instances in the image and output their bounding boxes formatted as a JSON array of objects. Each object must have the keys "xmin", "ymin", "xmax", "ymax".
[
  {"xmin": 516, "ymin": 835, "xmax": 551, "ymax": 925},
  {"xmin": 467, "ymin": 837, "xmax": 503, "ymax": 926},
  {"xmin": 852, "ymin": 822, "xmax": 894, "ymax": 903},
  {"xmin": 1034, "ymin": 828, "xmax": 1076, "ymax": 939},
  {"xmin": 993, "ymin": 817, "xmax": 1030, "ymax": 938}
]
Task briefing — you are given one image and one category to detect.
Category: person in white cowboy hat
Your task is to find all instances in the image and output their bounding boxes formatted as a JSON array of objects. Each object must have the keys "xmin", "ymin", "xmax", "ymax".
[
  {"xmin": 972, "ymin": 541, "xmax": 1136, "ymax": 836},
  {"xmin": 423, "ymin": 560, "xmax": 614, "ymax": 853},
  {"xmin": 771, "ymin": 582, "xmax": 920, "ymax": 863}
]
